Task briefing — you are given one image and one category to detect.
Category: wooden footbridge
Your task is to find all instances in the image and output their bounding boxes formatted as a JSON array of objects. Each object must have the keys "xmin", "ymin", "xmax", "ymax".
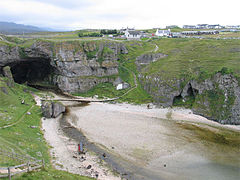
[{"xmin": 41, "ymin": 97, "xmax": 119, "ymax": 103}]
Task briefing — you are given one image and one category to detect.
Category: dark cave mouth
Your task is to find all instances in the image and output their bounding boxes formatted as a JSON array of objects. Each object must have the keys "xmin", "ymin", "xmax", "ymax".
[
  {"xmin": 8, "ymin": 59, "xmax": 55, "ymax": 85},
  {"xmin": 173, "ymin": 84, "xmax": 199, "ymax": 107}
]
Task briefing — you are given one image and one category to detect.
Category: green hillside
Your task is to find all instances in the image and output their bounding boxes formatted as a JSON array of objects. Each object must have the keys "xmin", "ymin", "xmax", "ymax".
[{"xmin": 0, "ymin": 77, "xmax": 92, "ymax": 180}]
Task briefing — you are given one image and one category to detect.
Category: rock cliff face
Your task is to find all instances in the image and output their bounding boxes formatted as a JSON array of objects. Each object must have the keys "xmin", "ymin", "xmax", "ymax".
[
  {"xmin": 136, "ymin": 53, "xmax": 167, "ymax": 71},
  {"xmin": 0, "ymin": 41, "xmax": 128, "ymax": 93},
  {"xmin": 136, "ymin": 51, "xmax": 240, "ymax": 124},
  {"xmin": 139, "ymin": 72, "xmax": 240, "ymax": 124}
]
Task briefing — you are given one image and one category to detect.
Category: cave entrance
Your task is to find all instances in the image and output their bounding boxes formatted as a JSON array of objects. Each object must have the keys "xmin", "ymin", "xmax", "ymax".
[
  {"xmin": 9, "ymin": 58, "xmax": 55, "ymax": 86},
  {"xmin": 173, "ymin": 83, "xmax": 198, "ymax": 108},
  {"xmin": 187, "ymin": 85, "xmax": 199, "ymax": 97}
]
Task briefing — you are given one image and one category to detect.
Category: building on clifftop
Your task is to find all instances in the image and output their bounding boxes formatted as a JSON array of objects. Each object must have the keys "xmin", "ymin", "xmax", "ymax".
[{"xmin": 124, "ymin": 28, "xmax": 141, "ymax": 40}]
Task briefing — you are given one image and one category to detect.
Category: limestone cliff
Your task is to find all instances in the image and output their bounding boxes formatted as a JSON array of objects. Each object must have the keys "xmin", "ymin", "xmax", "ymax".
[{"xmin": 0, "ymin": 40, "xmax": 128, "ymax": 93}]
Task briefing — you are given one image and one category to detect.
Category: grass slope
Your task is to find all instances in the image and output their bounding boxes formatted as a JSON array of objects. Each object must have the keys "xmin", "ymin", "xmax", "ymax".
[{"xmin": 0, "ymin": 77, "xmax": 92, "ymax": 180}]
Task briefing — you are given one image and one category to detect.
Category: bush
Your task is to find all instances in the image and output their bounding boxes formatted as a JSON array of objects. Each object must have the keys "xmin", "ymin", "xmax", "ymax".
[
  {"xmin": 219, "ymin": 67, "xmax": 233, "ymax": 75},
  {"xmin": 100, "ymin": 29, "xmax": 117, "ymax": 35},
  {"xmin": 78, "ymin": 32, "xmax": 102, "ymax": 37}
]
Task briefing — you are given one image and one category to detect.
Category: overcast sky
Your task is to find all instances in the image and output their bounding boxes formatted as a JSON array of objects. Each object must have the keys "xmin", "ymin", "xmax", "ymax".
[{"xmin": 0, "ymin": 0, "xmax": 239, "ymax": 30}]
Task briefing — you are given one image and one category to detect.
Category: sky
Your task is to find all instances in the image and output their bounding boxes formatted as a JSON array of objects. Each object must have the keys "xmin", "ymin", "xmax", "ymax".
[{"xmin": 0, "ymin": 0, "xmax": 239, "ymax": 30}]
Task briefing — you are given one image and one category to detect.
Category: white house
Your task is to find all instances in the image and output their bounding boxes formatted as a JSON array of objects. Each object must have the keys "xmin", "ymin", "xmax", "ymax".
[
  {"xmin": 155, "ymin": 29, "xmax": 171, "ymax": 37},
  {"xmin": 116, "ymin": 82, "xmax": 130, "ymax": 90},
  {"xmin": 125, "ymin": 29, "xmax": 141, "ymax": 40}
]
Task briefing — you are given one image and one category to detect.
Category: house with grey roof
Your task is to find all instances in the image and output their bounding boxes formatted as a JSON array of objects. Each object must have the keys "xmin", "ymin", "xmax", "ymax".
[{"xmin": 124, "ymin": 29, "xmax": 141, "ymax": 40}]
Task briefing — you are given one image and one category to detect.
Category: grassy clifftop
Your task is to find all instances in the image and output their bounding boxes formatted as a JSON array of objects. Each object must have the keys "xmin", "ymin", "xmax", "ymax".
[{"xmin": 141, "ymin": 38, "xmax": 240, "ymax": 80}]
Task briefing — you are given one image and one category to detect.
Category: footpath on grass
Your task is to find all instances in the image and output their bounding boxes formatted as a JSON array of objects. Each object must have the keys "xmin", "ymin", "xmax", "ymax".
[{"xmin": 0, "ymin": 105, "xmax": 34, "ymax": 129}]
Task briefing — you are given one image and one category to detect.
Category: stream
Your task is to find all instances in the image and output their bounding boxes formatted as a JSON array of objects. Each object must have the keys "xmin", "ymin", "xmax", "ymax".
[{"xmin": 59, "ymin": 102, "xmax": 240, "ymax": 180}]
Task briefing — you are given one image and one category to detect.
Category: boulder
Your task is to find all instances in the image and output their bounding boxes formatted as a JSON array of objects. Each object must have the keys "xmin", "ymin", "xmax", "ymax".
[
  {"xmin": 41, "ymin": 101, "xmax": 65, "ymax": 118},
  {"xmin": 52, "ymin": 102, "xmax": 66, "ymax": 118},
  {"xmin": 41, "ymin": 101, "xmax": 53, "ymax": 118}
]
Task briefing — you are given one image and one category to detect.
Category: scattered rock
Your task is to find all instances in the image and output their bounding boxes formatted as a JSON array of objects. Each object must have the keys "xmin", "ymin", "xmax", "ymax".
[
  {"xmin": 164, "ymin": 164, "xmax": 166, "ymax": 167},
  {"xmin": 73, "ymin": 155, "xmax": 77, "ymax": 159},
  {"xmin": 36, "ymin": 151, "xmax": 42, "ymax": 157},
  {"xmin": 30, "ymin": 126, "xmax": 37, "ymax": 128},
  {"xmin": 23, "ymin": 88, "xmax": 29, "ymax": 93},
  {"xmin": 21, "ymin": 100, "xmax": 25, "ymax": 104},
  {"xmin": 27, "ymin": 112, "xmax": 31, "ymax": 115},
  {"xmin": 102, "ymin": 153, "xmax": 106, "ymax": 158},
  {"xmin": 79, "ymin": 156, "xmax": 86, "ymax": 162},
  {"xmin": 86, "ymin": 165, "xmax": 92, "ymax": 169}
]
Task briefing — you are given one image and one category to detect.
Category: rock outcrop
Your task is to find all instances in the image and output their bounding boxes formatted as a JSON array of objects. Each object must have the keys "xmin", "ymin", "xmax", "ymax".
[
  {"xmin": 41, "ymin": 101, "xmax": 65, "ymax": 118},
  {"xmin": 139, "ymin": 72, "xmax": 240, "ymax": 124},
  {"xmin": 136, "ymin": 53, "xmax": 167, "ymax": 71},
  {"xmin": 0, "ymin": 41, "xmax": 128, "ymax": 93},
  {"xmin": 2, "ymin": 66, "xmax": 14, "ymax": 87},
  {"xmin": 191, "ymin": 73, "xmax": 240, "ymax": 124}
]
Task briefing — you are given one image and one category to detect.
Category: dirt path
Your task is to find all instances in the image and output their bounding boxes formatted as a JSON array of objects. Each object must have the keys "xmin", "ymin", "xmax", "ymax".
[{"xmin": 0, "ymin": 105, "xmax": 34, "ymax": 129}]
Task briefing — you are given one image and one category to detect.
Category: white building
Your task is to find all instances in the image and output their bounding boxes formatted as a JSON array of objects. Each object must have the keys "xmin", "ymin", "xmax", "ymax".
[
  {"xmin": 124, "ymin": 29, "xmax": 141, "ymax": 40},
  {"xmin": 155, "ymin": 29, "xmax": 171, "ymax": 37},
  {"xmin": 116, "ymin": 82, "xmax": 130, "ymax": 90}
]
